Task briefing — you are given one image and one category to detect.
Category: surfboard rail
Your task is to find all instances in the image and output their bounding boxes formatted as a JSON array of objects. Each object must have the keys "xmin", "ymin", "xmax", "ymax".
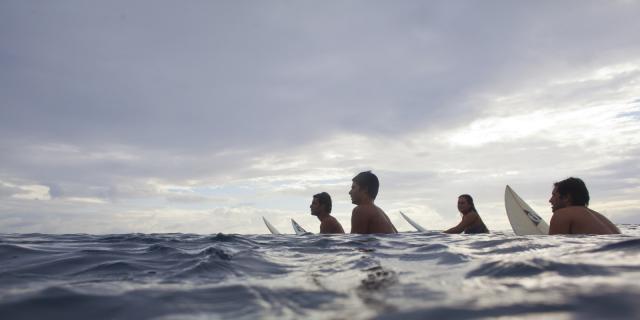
[
  {"xmin": 262, "ymin": 216, "xmax": 282, "ymax": 235},
  {"xmin": 399, "ymin": 211, "xmax": 427, "ymax": 232},
  {"xmin": 291, "ymin": 219, "xmax": 309, "ymax": 235},
  {"xmin": 504, "ymin": 185, "xmax": 549, "ymax": 235}
]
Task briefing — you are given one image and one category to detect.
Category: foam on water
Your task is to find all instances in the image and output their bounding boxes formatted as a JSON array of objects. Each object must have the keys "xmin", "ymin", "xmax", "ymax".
[{"xmin": 1, "ymin": 226, "xmax": 640, "ymax": 320}]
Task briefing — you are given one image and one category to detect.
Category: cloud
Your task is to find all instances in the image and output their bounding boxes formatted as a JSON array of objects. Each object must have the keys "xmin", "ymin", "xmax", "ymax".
[{"xmin": 1, "ymin": 1, "xmax": 640, "ymax": 233}]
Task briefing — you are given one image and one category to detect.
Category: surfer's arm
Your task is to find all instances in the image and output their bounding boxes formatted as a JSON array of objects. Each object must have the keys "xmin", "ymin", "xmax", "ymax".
[{"xmin": 444, "ymin": 212, "xmax": 478, "ymax": 234}]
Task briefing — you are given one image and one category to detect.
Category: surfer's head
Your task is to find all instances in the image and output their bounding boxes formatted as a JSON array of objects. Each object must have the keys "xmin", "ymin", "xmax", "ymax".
[
  {"xmin": 457, "ymin": 194, "xmax": 477, "ymax": 214},
  {"xmin": 551, "ymin": 177, "xmax": 590, "ymax": 211},
  {"xmin": 350, "ymin": 171, "xmax": 379, "ymax": 204},
  {"xmin": 311, "ymin": 192, "xmax": 332, "ymax": 215}
]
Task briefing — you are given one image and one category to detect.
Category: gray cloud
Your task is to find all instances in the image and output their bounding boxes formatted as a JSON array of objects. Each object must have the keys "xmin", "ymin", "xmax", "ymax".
[
  {"xmin": 3, "ymin": 1, "xmax": 639, "ymax": 150},
  {"xmin": 1, "ymin": 1, "xmax": 640, "ymax": 232}
]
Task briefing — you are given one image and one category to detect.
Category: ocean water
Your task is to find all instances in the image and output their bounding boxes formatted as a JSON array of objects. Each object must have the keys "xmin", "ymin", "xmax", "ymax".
[{"xmin": 1, "ymin": 226, "xmax": 640, "ymax": 320}]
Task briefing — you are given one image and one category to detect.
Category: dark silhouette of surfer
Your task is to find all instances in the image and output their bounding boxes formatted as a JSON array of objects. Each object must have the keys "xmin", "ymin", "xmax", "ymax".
[
  {"xmin": 310, "ymin": 192, "xmax": 344, "ymax": 234},
  {"xmin": 549, "ymin": 177, "xmax": 620, "ymax": 234}
]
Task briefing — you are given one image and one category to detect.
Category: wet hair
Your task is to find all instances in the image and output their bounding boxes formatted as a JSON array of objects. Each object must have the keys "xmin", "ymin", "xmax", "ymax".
[
  {"xmin": 458, "ymin": 194, "xmax": 478, "ymax": 214},
  {"xmin": 313, "ymin": 192, "xmax": 332, "ymax": 213},
  {"xmin": 554, "ymin": 177, "xmax": 590, "ymax": 206},
  {"xmin": 352, "ymin": 171, "xmax": 379, "ymax": 200}
]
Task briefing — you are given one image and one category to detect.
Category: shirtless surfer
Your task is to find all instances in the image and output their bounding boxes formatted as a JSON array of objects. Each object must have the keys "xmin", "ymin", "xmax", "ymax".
[
  {"xmin": 349, "ymin": 171, "xmax": 397, "ymax": 234},
  {"xmin": 310, "ymin": 192, "xmax": 345, "ymax": 234},
  {"xmin": 548, "ymin": 177, "xmax": 620, "ymax": 235}
]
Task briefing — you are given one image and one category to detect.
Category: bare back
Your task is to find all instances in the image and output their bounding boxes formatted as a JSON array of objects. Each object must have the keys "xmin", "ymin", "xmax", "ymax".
[
  {"xmin": 549, "ymin": 206, "xmax": 621, "ymax": 235},
  {"xmin": 351, "ymin": 204, "xmax": 397, "ymax": 234},
  {"xmin": 320, "ymin": 216, "xmax": 345, "ymax": 234}
]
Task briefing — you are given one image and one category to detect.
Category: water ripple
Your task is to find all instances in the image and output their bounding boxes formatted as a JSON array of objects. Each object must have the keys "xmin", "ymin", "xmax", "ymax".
[{"xmin": 0, "ymin": 227, "xmax": 638, "ymax": 320}]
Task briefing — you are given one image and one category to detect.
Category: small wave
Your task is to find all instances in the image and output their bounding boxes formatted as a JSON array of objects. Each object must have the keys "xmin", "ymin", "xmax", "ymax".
[
  {"xmin": 72, "ymin": 261, "xmax": 146, "ymax": 277},
  {"xmin": 206, "ymin": 233, "xmax": 256, "ymax": 245},
  {"xmin": 144, "ymin": 244, "xmax": 182, "ymax": 255},
  {"xmin": 475, "ymin": 243, "xmax": 555, "ymax": 255},
  {"xmin": 0, "ymin": 244, "xmax": 49, "ymax": 258},
  {"xmin": 171, "ymin": 259, "xmax": 238, "ymax": 281},
  {"xmin": 0, "ymin": 285, "xmax": 275, "ymax": 320},
  {"xmin": 571, "ymin": 288, "xmax": 640, "ymax": 319},
  {"xmin": 169, "ymin": 248, "xmax": 288, "ymax": 281},
  {"xmin": 375, "ymin": 302, "xmax": 571, "ymax": 320},
  {"xmin": 197, "ymin": 246, "xmax": 232, "ymax": 260},
  {"xmin": 590, "ymin": 238, "xmax": 640, "ymax": 253},
  {"xmin": 7, "ymin": 252, "xmax": 139, "ymax": 278},
  {"xmin": 414, "ymin": 244, "xmax": 449, "ymax": 252},
  {"xmin": 398, "ymin": 251, "xmax": 469, "ymax": 264},
  {"xmin": 249, "ymin": 285, "xmax": 347, "ymax": 316},
  {"xmin": 467, "ymin": 238, "xmax": 531, "ymax": 249},
  {"xmin": 97, "ymin": 234, "xmax": 163, "ymax": 244},
  {"xmin": 467, "ymin": 258, "xmax": 614, "ymax": 278}
]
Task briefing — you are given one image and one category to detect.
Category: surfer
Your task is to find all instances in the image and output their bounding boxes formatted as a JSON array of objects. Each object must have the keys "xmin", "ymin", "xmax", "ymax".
[
  {"xmin": 310, "ymin": 192, "xmax": 345, "ymax": 234},
  {"xmin": 444, "ymin": 194, "xmax": 489, "ymax": 234},
  {"xmin": 548, "ymin": 177, "xmax": 620, "ymax": 235},
  {"xmin": 349, "ymin": 171, "xmax": 398, "ymax": 234}
]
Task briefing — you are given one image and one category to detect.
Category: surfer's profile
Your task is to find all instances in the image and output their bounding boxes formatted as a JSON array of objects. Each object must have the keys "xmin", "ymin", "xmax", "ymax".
[
  {"xmin": 548, "ymin": 177, "xmax": 620, "ymax": 235},
  {"xmin": 444, "ymin": 194, "xmax": 489, "ymax": 234},
  {"xmin": 310, "ymin": 192, "xmax": 345, "ymax": 234},
  {"xmin": 349, "ymin": 171, "xmax": 397, "ymax": 234}
]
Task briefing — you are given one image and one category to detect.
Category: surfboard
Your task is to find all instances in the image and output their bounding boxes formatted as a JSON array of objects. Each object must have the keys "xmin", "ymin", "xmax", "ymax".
[
  {"xmin": 291, "ymin": 219, "xmax": 309, "ymax": 235},
  {"xmin": 399, "ymin": 211, "xmax": 427, "ymax": 232},
  {"xmin": 262, "ymin": 216, "xmax": 282, "ymax": 235},
  {"xmin": 504, "ymin": 185, "xmax": 549, "ymax": 235}
]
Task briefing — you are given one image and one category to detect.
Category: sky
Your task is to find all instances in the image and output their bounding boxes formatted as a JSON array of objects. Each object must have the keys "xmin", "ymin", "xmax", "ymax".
[{"xmin": 1, "ymin": 1, "xmax": 639, "ymax": 234}]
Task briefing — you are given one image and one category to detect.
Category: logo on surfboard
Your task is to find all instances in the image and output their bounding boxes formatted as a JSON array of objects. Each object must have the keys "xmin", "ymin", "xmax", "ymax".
[
  {"xmin": 291, "ymin": 219, "xmax": 307, "ymax": 234},
  {"xmin": 524, "ymin": 209, "xmax": 542, "ymax": 226}
]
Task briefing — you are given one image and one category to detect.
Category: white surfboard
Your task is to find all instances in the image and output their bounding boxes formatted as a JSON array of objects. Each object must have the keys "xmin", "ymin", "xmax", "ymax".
[
  {"xmin": 504, "ymin": 185, "xmax": 549, "ymax": 235},
  {"xmin": 262, "ymin": 216, "xmax": 282, "ymax": 235},
  {"xmin": 291, "ymin": 219, "xmax": 309, "ymax": 235},
  {"xmin": 399, "ymin": 211, "xmax": 427, "ymax": 232}
]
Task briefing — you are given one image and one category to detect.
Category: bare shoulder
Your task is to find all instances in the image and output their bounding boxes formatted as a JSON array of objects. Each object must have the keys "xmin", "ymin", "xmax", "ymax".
[
  {"xmin": 325, "ymin": 216, "xmax": 339, "ymax": 227},
  {"xmin": 551, "ymin": 206, "xmax": 621, "ymax": 235},
  {"xmin": 321, "ymin": 216, "xmax": 344, "ymax": 233},
  {"xmin": 554, "ymin": 207, "xmax": 583, "ymax": 216},
  {"xmin": 549, "ymin": 208, "xmax": 573, "ymax": 234},
  {"xmin": 587, "ymin": 208, "xmax": 621, "ymax": 234},
  {"xmin": 351, "ymin": 205, "xmax": 373, "ymax": 234},
  {"xmin": 353, "ymin": 204, "xmax": 376, "ymax": 216},
  {"xmin": 587, "ymin": 208, "xmax": 610, "ymax": 221}
]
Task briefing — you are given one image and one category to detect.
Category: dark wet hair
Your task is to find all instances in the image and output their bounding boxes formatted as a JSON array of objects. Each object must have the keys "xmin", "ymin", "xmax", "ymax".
[
  {"xmin": 352, "ymin": 171, "xmax": 379, "ymax": 200},
  {"xmin": 313, "ymin": 192, "xmax": 332, "ymax": 213},
  {"xmin": 554, "ymin": 177, "xmax": 590, "ymax": 206},
  {"xmin": 459, "ymin": 194, "xmax": 478, "ymax": 214}
]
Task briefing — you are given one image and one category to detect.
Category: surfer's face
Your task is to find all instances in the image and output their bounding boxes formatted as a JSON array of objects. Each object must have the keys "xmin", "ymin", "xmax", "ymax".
[
  {"xmin": 349, "ymin": 182, "xmax": 363, "ymax": 205},
  {"xmin": 549, "ymin": 186, "xmax": 569, "ymax": 212},
  {"xmin": 457, "ymin": 197, "xmax": 471, "ymax": 214},
  {"xmin": 310, "ymin": 197, "xmax": 321, "ymax": 216}
]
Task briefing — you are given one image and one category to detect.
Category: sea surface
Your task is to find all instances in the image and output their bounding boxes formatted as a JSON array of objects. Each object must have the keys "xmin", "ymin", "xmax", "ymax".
[{"xmin": 2, "ymin": 226, "xmax": 640, "ymax": 320}]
